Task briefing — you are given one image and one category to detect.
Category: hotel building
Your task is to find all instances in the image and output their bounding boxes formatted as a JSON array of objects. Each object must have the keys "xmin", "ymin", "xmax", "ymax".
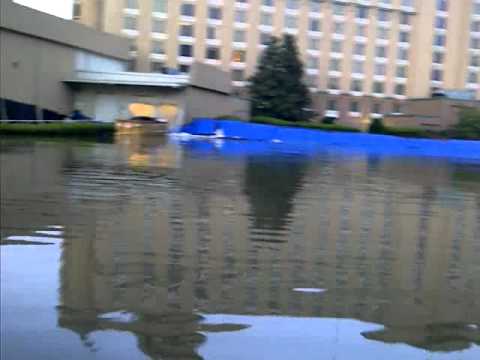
[{"xmin": 74, "ymin": 0, "xmax": 480, "ymax": 122}]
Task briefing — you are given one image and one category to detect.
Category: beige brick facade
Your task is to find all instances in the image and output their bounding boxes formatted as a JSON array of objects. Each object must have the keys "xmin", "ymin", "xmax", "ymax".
[{"xmin": 75, "ymin": 0, "xmax": 480, "ymax": 120}]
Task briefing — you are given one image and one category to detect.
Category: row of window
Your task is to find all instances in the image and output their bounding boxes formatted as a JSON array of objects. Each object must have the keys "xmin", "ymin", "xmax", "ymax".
[
  {"xmin": 144, "ymin": 53, "xmax": 407, "ymax": 95},
  {"xmin": 320, "ymin": 78, "xmax": 407, "ymax": 95},
  {"xmin": 145, "ymin": 38, "xmax": 410, "ymax": 78},
  {"xmin": 325, "ymin": 99, "xmax": 403, "ymax": 114},
  {"xmin": 138, "ymin": 38, "xmax": 410, "ymax": 66},
  {"xmin": 126, "ymin": 16, "xmax": 411, "ymax": 42},
  {"xmin": 124, "ymin": 1, "xmax": 414, "ymax": 24},
  {"xmin": 467, "ymin": 3, "xmax": 480, "ymax": 85},
  {"xmin": 125, "ymin": 0, "xmax": 416, "ymax": 13}
]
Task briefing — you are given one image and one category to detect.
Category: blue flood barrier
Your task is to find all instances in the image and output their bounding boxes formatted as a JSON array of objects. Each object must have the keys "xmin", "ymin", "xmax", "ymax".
[{"xmin": 174, "ymin": 118, "xmax": 480, "ymax": 163}]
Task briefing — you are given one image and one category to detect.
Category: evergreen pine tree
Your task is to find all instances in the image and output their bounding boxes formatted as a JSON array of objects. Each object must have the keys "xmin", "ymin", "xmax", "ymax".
[{"xmin": 249, "ymin": 35, "xmax": 311, "ymax": 121}]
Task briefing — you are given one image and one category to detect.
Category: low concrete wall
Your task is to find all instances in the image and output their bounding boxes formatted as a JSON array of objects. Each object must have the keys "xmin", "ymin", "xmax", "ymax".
[{"xmin": 383, "ymin": 115, "xmax": 444, "ymax": 130}]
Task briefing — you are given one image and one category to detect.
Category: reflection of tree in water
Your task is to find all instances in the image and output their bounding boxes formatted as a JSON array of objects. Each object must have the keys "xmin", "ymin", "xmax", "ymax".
[
  {"xmin": 243, "ymin": 155, "xmax": 310, "ymax": 231},
  {"xmin": 362, "ymin": 323, "xmax": 480, "ymax": 352},
  {"xmin": 59, "ymin": 308, "xmax": 249, "ymax": 359}
]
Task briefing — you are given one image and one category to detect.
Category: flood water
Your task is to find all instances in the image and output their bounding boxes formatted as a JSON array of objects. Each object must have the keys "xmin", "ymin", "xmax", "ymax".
[{"xmin": 1, "ymin": 135, "xmax": 480, "ymax": 360}]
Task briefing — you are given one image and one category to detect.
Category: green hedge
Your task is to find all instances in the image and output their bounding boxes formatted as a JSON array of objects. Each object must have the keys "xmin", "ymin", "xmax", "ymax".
[
  {"xmin": 369, "ymin": 118, "xmax": 444, "ymax": 139},
  {"xmin": 0, "ymin": 122, "xmax": 115, "ymax": 137},
  {"xmin": 447, "ymin": 108, "xmax": 480, "ymax": 140},
  {"xmin": 251, "ymin": 116, "xmax": 361, "ymax": 133}
]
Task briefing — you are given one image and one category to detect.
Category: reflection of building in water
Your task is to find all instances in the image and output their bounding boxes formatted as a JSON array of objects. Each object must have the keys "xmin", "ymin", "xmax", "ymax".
[{"xmin": 58, "ymin": 147, "xmax": 480, "ymax": 355}]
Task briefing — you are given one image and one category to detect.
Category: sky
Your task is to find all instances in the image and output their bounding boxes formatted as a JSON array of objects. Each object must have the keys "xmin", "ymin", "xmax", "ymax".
[{"xmin": 14, "ymin": 0, "xmax": 73, "ymax": 19}]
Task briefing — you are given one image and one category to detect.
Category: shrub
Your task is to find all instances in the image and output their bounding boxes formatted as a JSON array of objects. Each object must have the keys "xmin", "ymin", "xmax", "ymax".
[
  {"xmin": 0, "ymin": 122, "xmax": 115, "ymax": 137},
  {"xmin": 251, "ymin": 116, "xmax": 360, "ymax": 133},
  {"xmin": 447, "ymin": 108, "xmax": 480, "ymax": 140},
  {"xmin": 213, "ymin": 115, "xmax": 244, "ymax": 121},
  {"xmin": 369, "ymin": 118, "xmax": 386, "ymax": 134},
  {"xmin": 322, "ymin": 117, "xmax": 336, "ymax": 125}
]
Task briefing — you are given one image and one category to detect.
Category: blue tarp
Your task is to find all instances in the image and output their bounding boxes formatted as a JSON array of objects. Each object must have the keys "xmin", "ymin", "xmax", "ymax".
[{"xmin": 174, "ymin": 119, "xmax": 480, "ymax": 163}]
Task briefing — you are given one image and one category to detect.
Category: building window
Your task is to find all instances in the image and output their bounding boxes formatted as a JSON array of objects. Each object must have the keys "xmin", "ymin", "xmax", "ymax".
[
  {"xmin": 400, "ymin": 13, "xmax": 411, "ymax": 25},
  {"xmin": 329, "ymin": 58, "xmax": 341, "ymax": 72},
  {"xmin": 352, "ymin": 60, "xmax": 364, "ymax": 74},
  {"xmin": 263, "ymin": 0, "xmax": 274, "ymax": 6},
  {"xmin": 208, "ymin": 7, "xmax": 222, "ymax": 20},
  {"xmin": 181, "ymin": 3, "xmax": 195, "ymax": 17},
  {"xmin": 285, "ymin": 15, "xmax": 298, "ymax": 29},
  {"xmin": 127, "ymin": 58, "xmax": 136, "ymax": 72},
  {"xmin": 235, "ymin": 9, "xmax": 247, "ymax": 23},
  {"xmin": 180, "ymin": 24, "xmax": 194, "ymax": 37},
  {"xmin": 356, "ymin": 6, "xmax": 369, "ymax": 19},
  {"xmin": 232, "ymin": 50, "xmax": 246, "ymax": 62},
  {"xmin": 129, "ymin": 39, "xmax": 137, "ymax": 52},
  {"xmin": 328, "ymin": 77, "xmax": 339, "ymax": 90},
  {"xmin": 152, "ymin": 40, "xmax": 165, "ymax": 54},
  {"xmin": 331, "ymin": 40, "xmax": 342, "ymax": 53},
  {"xmin": 401, "ymin": 0, "xmax": 414, "ymax": 7},
  {"xmin": 375, "ymin": 63, "xmax": 386, "ymax": 76},
  {"xmin": 261, "ymin": 13, "xmax": 273, "ymax": 26},
  {"xmin": 233, "ymin": 29, "xmax": 246, "ymax": 43},
  {"xmin": 333, "ymin": 22, "xmax": 344, "ymax": 34},
  {"xmin": 431, "ymin": 69, "xmax": 443, "ymax": 81},
  {"xmin": 350, "ymin": 101, "xmax": 359, "ymax": 113},
  {"xmin": 434, "ymin": 34, "xmax": 446, "ymax": 47},
  {"xmin": 179, "ymin": 64, "xmax": 190, "ymax": 73},
  {"xmin": 232, "ymin": 69, "xmax": 245, "ymax": 82},
  {"xmin": 372, "ymin": 103, "xmax": 382, "ymax": 114},
  {"xmin": 356, "ymin": 24, "xmax": 367, "ymax": 37},
  {"xmin": 306, "ymin": 74, "xmax": 318, "ymax": 88},
  {"xmin": 206, "ymin": 47, "xmax": 220, "ymax": 60},
  {"xmin": 393, "ymin": 103, "xmax": 402, "ymax": 113},
  {"xmin": 151, "ymin": 61, "xmax": 164, "ymax": 72},
  {"xmin": 399, "ymin": 31, "xmax": 409, "ymax": 43},
  {"xmin": 309, "ymin": 18, "xmax": 321, "ymax": 32},
  {"xmin": 125, "ymin": 0, "xmax": 138, "ymax": 10},
  {"xmin": 179, "ymin": 44, "xmax": 193, "ymax": 57},
  {"xmin": 396, "ymin": 65, "xmax": 407, "ymax": 78},
  {"xmin": 152, "ymin": 19, "xmax": 166, "ymax": 33},
  {"xmin": 153, "ymin": 0, "xmax": 167, "ymax": 13},
  {"xmin": 468, "ymin": 71, "xmax": 478, "ymax": 84},
  {"xmin": 327, "ymin": 99, "xmax": 337, "ymax": 110},
  {"xmin": 376, "ymin": 46, "xmax": 387, "ymax": 58},
  {"xmin": 123, "ymin": 16, "xmax": 137, "ymax": 30},
  {"xmin": 373, "ymin": 81, "xmax": 384, "ymax": 94},
  {"xmin": 354, "ymin": 43, "xmax": 366, "ymax": 56},
  {"xmin": 286, "ymin": 0, "xmax": 299, "ymax": 10},
  {"xmin": 395, "ymin": 84, "xmax": 405, "ymax": 95},
  {"xmin": 73, "ymin": 0, "xmax": 81, "ymax": 20},
  {"xmin": 378, "ymin": 9, "xmax": 389, "ymax": 22},
  {"xmin": 377, "ymin": 27, "xmax": 389, "ymax": 40},
  {"xmin": 310, "ymin": 0, "xmax": 321, "ymax": 13},
  {"xmin": 435, "ymin": 16, "xmax": 447, "ymax": 29},
  {"xmin": 260, "ymin": 32, "xmax": 273, "ymax": 45},
  {"xmin": 432, "ymin": 51, "xmax": 444, "ymax": 64},
  {"xmin": 332, "ymin": 3, "xmax": 345, "ymax": 16},
  {"xmin": 472, "ymin": 21, "xmax": 480, "ymax": 33},
  {"xmin": 471, "ymin": 38, "xmax": 480, "ymax": 50},
  {"xmin": 471, "ymin": 54, "xmax": 480, "ymax": 67},
  {"xmin": 351, "ymin": 79, "xmax": 363, "ymax": 92},
  {"xmin": 398, "ymin": 48, "xmax": 409, "ymax": 60},
  {"xmin": 307, "ymin": 56, "xmax": 319, "ymax": 69},
  {"xmin": 436, "ymin": 0, "xmax": 448, "ymax": 11},
  {"xmin": 207, "ymin": 26, "xmax": 217, "ymax": 40},
  {"xmin": 308, "ymin": 37, "xmax": 320, "ymax": 50}
]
